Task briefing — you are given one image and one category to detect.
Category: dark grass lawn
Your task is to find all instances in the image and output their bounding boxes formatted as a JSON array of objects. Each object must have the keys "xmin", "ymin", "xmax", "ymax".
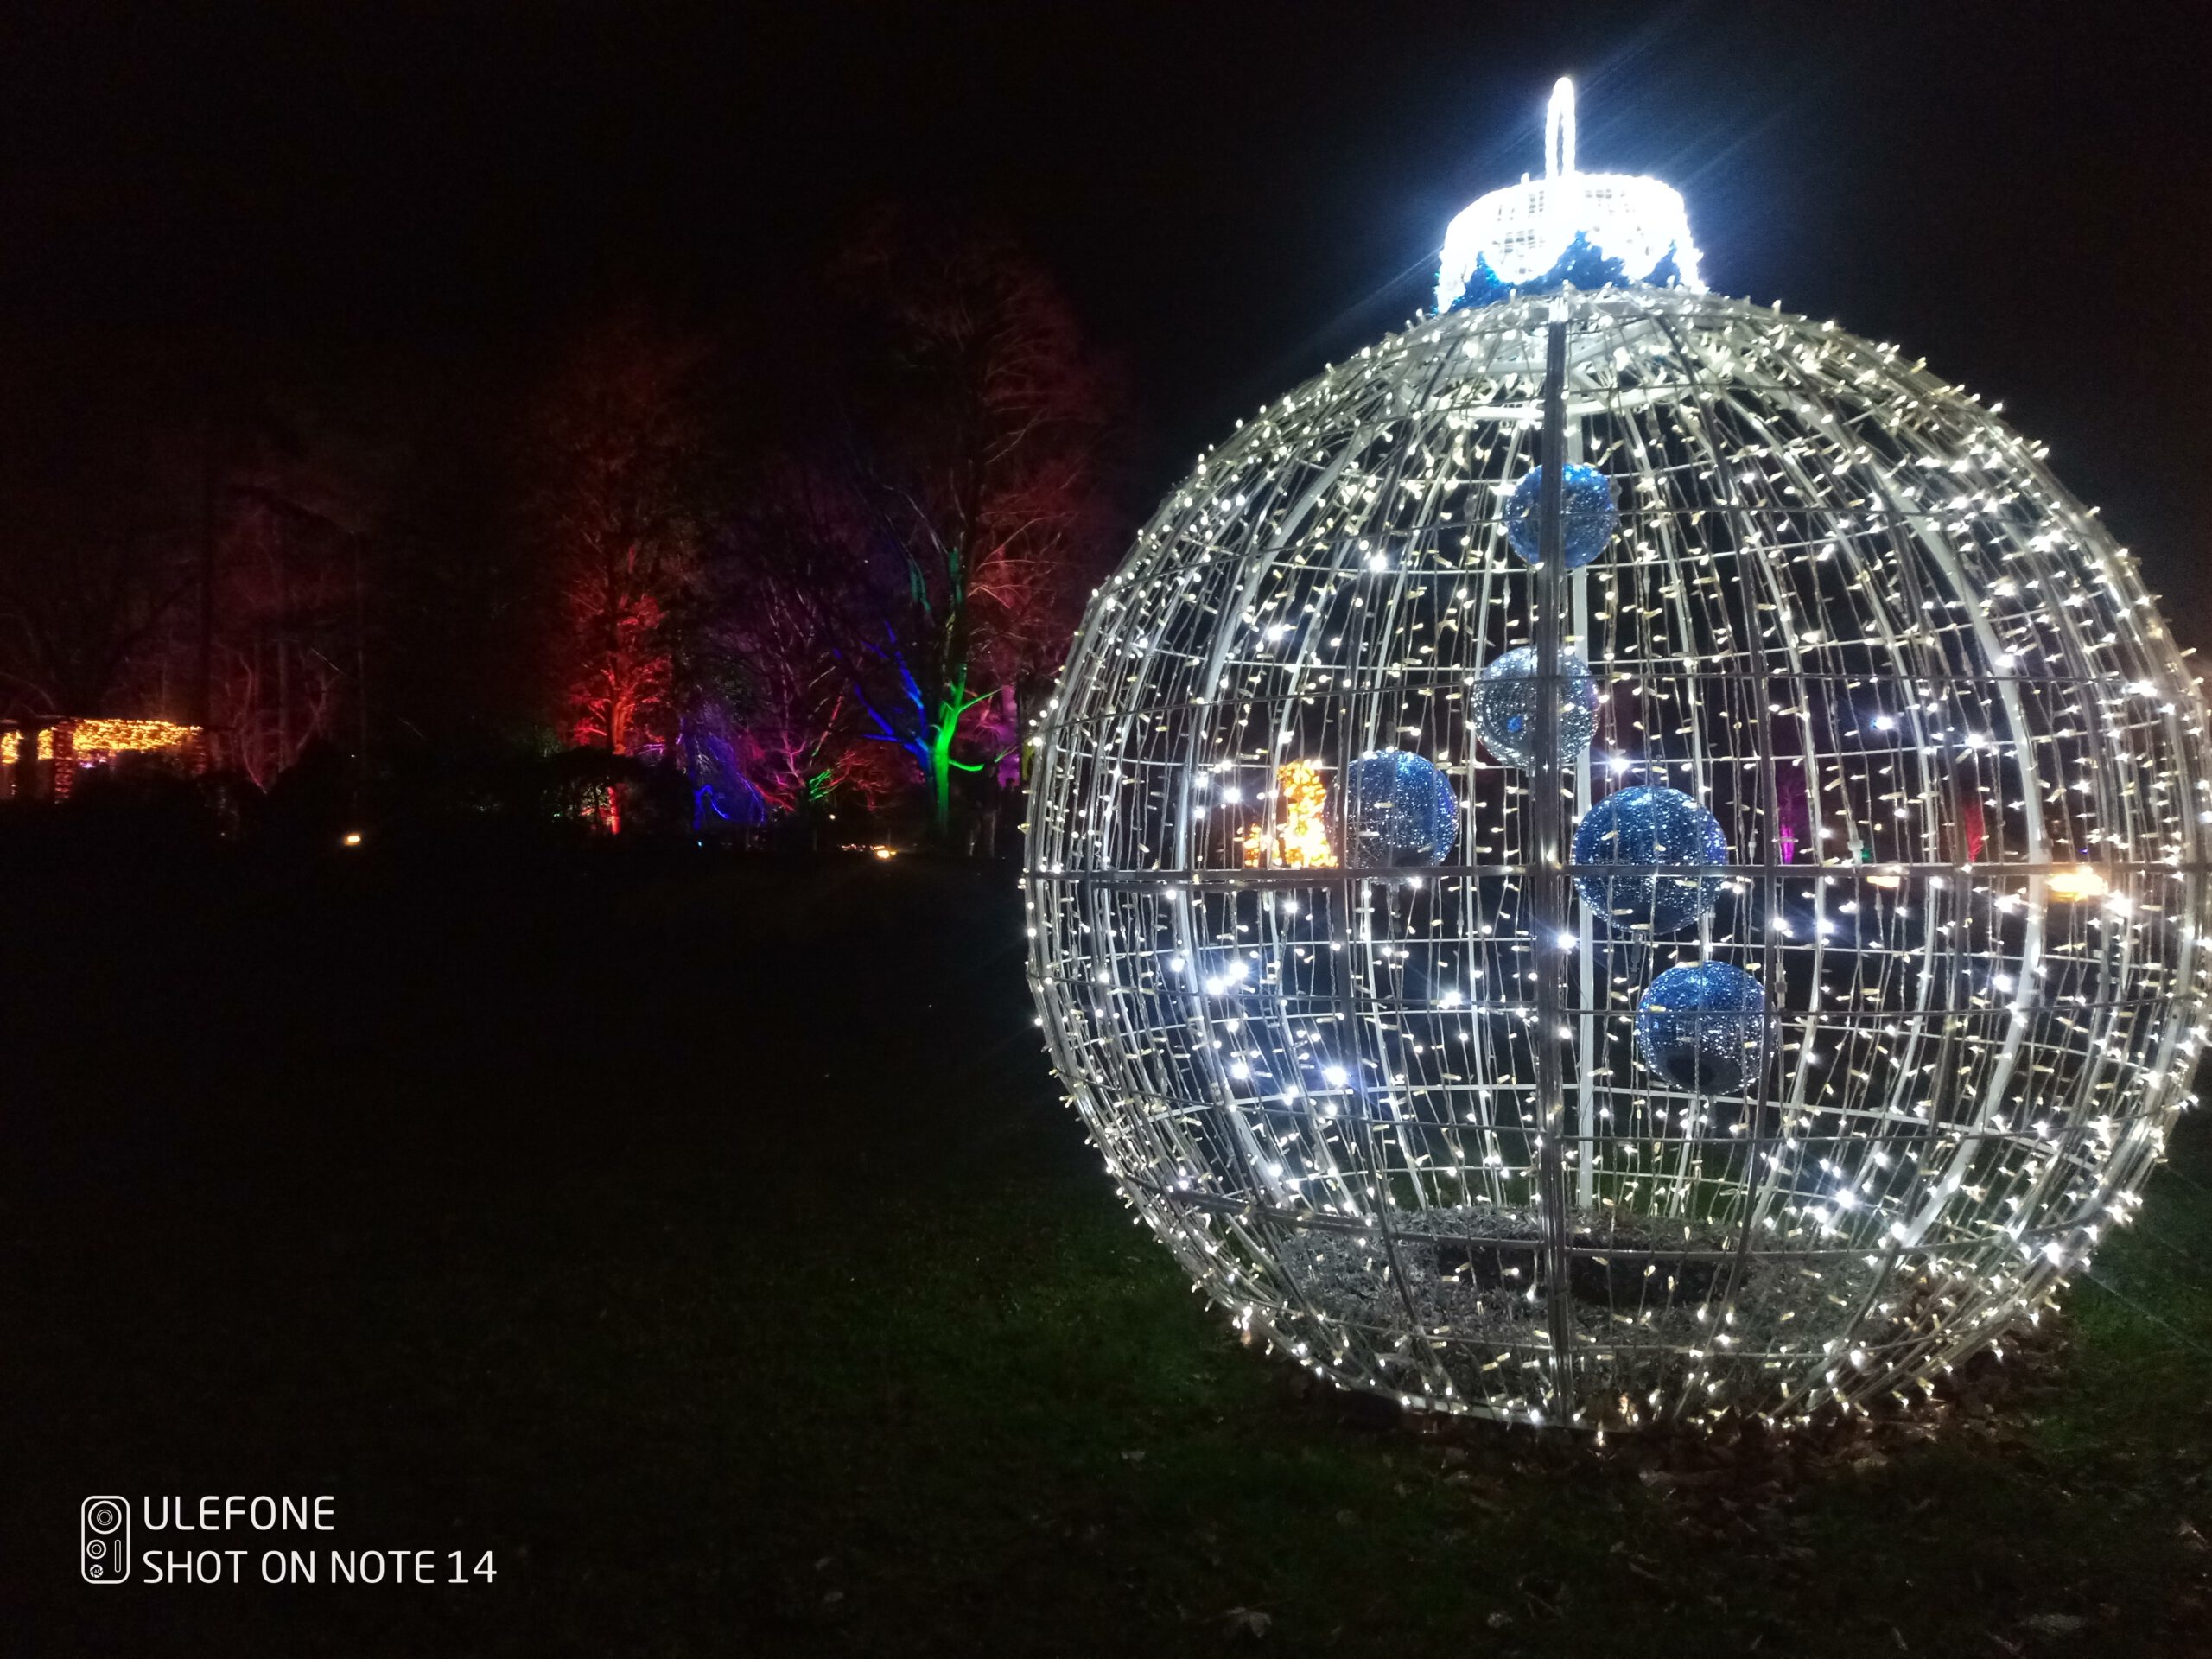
[{"xmin": 4, "ymin": 836, "xmax": 2209, "ymax": 1656}]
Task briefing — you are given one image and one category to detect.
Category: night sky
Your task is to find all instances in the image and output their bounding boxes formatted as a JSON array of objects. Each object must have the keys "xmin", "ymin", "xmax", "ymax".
[{"xmin": 5, "ymin": 2, "xmax": 2206, "ymax": 619}]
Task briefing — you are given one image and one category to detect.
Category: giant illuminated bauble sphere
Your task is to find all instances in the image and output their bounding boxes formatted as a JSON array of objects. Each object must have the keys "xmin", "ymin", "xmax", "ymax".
[{"xmin": 1024, "ymin": 80, "xmax": 2212, "ymax": 1430}]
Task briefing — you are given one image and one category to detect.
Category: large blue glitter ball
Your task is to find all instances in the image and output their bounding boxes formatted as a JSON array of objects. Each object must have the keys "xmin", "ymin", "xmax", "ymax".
[
  {"xmin": 1473, "ymin": 645, "xmax": 1600, "ymax": 768},
  {"xmin": 1573, "ymin": 785, "xmax": 1728, "ymax": 932},
  {"xmin": 1634, "ymin": 963, "xmax": 1774, "ymax": 1097},
  {"xmin": 1503, "ymin": 463, "xmax": 1618, "ymax": 569},
  {"xmin": 1346, "ymin": 748, "xmax": 1458, "ymax": 867}
]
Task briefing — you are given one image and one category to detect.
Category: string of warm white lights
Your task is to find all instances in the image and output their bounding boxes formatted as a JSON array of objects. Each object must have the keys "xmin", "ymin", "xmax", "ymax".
[
  {"xmin": 1023, "ymin": 80, "xmax": 2212, "ymax": 1433},
  {"xmin": 3, "ymin": 718, "xmax": 203, "ymax": 766}
]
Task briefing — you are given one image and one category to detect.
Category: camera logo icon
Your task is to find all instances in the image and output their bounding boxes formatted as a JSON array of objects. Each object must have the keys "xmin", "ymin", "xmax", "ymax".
[{"xmin": 81, "ymin": 1497, "xmax": 129, "ymax": 1584}]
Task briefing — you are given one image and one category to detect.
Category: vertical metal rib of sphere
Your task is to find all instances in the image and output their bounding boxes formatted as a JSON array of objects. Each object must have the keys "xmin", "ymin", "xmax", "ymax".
[{"xmin": 1022, "ymin": 286, "xmax": 2212, "ymax": 1431}]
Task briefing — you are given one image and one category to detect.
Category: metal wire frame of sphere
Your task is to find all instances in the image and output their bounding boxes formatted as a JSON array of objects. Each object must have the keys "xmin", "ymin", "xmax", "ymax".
[{"xmin": 1021, "ymin": 283, "xmax": 2212, "ymax": 1433}]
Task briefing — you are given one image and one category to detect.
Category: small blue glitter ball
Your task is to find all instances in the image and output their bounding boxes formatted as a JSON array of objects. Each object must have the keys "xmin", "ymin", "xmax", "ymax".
[
  {"xmin": 1503, "ymin": 463, "xmax": 1618, "ymax": 569},
  {"xmin": 1573, "ymin": 785, "xmax": 1728, "ymax": 932},
  {"xmin": 1634, "ymin": 963, "xmax": 1774, "ymax": 1097},
  {"xmin": 1346, "ymin": 748, "xmax": 1458, "ymax": 867},
  {"xmin": 1473, "ymin": 645, "xmax": 1600, "ymax": 768}
]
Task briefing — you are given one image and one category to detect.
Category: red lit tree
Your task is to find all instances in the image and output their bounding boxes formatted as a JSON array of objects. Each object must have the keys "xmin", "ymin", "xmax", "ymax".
[{"xmin": 521, "ymin": 316, "xmax": 709, "ymax": 767}]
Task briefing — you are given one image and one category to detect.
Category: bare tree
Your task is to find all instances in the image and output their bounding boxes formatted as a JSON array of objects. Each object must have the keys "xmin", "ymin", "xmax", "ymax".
[
  {"xmin": 812, "ymin": 217, "xmax": 1119, "ymax": 841},
  {"xmin": 521, "ymin": 315, "xmax": 709, "ymax": 762},
  {"xmin": 0, "ymin": 405, "xmax": 194, "ymax": 720}
]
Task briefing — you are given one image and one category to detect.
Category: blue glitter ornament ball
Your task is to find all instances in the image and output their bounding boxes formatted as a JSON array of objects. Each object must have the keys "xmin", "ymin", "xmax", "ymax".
[
  {"xmin": 1346, "ymin": 749, "xmax": 1459, "ymax": 866},
  {"xmin": 1573, "ymin": 785, "xmax": 1729, "ymax": 932},
  {"xmin": 1633, "ymin": 963, "xmax": 1774, "ymax": 1097},
  {"xmin": 1502, "ymin": 463, "xmax": 1618, "ymax": 569},
  {"xmin": 1473, "ymin": 645, "xmax": 1600, "ymax": 768}
]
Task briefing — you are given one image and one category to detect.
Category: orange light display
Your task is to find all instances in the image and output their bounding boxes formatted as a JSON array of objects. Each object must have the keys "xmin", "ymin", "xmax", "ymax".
[
  {"xmin": 3, "ymin": 718, "xmax": 207, "ymax": 801},
  {"xmin": 2047, "ymin": 864, "xmax": 2110, "ymax": 902},
  {"xmin": 63, "ymin": 718, "xmax": 202, "ymax": 754},
  {"xmin": 1240, "ymin": 759, "xmax": 1337, "ymax": 868},
  {"xmin": 3, "ymin": 719, "xmax": 203, "ymax": 765}
]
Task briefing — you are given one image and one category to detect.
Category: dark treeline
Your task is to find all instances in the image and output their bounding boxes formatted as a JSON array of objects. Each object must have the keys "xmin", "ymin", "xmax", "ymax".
[{"xmin": 0, "ymin": 212, "xmax": 1127, "ymax": 854}]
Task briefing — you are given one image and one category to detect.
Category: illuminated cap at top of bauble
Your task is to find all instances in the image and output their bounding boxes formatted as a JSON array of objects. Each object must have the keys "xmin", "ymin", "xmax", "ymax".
[{"xmin": 1438, "ymin": 78, "xmax": 1701, "ymax": 312}]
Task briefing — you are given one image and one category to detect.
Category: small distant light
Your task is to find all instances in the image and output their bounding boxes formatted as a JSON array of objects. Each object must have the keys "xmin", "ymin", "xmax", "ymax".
[
  {"xmin": 341, "ymin": 831, "xmax": 364, "ymax": 847},
  {"xmin": 873, "ymin": 846, "xmax": 898, "ymax": 861}
]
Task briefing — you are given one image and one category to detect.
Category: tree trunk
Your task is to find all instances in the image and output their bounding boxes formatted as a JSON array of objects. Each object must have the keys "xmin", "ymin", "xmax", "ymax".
[{"xmin": 928, "ymin": 720, "xmax": 955, "ymax": 841}]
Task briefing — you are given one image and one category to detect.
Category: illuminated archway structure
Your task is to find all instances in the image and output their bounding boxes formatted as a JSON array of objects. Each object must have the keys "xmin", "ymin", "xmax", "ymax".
[{"xmin": 1023, "ymin": 80, "xmax": 2212, "ymax": 1430}]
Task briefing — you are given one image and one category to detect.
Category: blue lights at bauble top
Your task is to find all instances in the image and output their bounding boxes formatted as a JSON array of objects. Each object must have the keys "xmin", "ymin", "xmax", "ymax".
[
  {"xmin": 1444, "ymin": 234, "xmax": 1688, "ymax": 313},
  {"xmin": 1473, "ymin": 645, "xmax": 1600, "ymax": 768},
  {"xmin": 1573, "ymin": 785, "xmax": 1729, "ymax": 932},
  {"xmin": 1634, "ymin": 963, "xmax": 1774, "ymax": 1097},
  {"xmin": 1346, "ymin": 748, "xmax": 1459, "ymax": 866},
  {"xmin": 1503, "ymin": 463, "xmax": 1618, "ymax": 569}
]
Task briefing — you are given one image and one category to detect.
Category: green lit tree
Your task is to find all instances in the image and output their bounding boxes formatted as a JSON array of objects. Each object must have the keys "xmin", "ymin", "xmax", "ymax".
[{"xmin": 821, "ymin": 219, "xmax": 1118, "ymax": 841}]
